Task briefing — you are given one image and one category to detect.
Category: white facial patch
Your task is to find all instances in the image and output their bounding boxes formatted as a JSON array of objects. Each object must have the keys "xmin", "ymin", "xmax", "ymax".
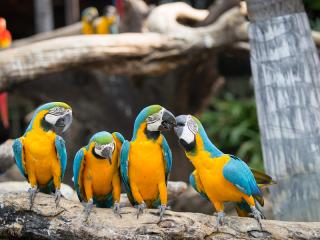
[
  {"xmin": 146, "ymin": 108, "xmax": 165, "ymax": 132},
  {"xmin": 180, "ymin": 115, "xmax": 198, "ymax": 144},
  {"xmin": 94, "ymin": 142, "xmax": 115, "ymax": 158}
]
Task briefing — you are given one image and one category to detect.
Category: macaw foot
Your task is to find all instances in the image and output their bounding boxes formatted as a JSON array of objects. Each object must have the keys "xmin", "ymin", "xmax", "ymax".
[
  {"xmin": 28, "ymin": 187, "xmax": 38, "ymax": 210},
  {"xmin": 54, "ymin": 189, "xmax": 62, "ymax": 208},
  {"xmin": 250, "ymin": 206, "xmax": 263, "ymax": 229},
  {"xmin": 135, "ymin": 202, "xmax": 146, "ymax": 219},
  {"xmin": 83, "ymin": 199, "xmax": 94, "ymax": 222},
  {"xmin": 158, "ymin": 204, "xmax": 170, "ymax": 221},
  {"xmin": 214, "ymin": 211, "xmax": 225, "ymax": 231},
  {"xmin": 113, "ymin": 201, "xmax": 122, "ymax": 218}
]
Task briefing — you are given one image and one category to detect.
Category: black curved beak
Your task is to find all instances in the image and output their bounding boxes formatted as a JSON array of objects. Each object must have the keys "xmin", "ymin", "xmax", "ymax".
[
  {"xmin": 159, "ymin": 110, "xmax": 176, "ymax": 131},
  {"xmin": 101, "ymin": 147, "xmax": 113, "ymax": 165},
  {"xmin": 55, "ymin": 110, "xmax": 72, "ymax": 133}
]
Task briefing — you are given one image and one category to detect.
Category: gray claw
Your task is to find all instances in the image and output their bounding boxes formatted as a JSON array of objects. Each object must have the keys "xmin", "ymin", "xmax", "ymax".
[
  {"xmin": 158, "ymin": 204, "xmax": 170, "ymax": 221},
  {"xmin": 83, "ymin": 199, "xmax": 94, "ymax": 222},
  {"xmin": 135, "ymin": 202, "xmax": 146, "ymax": 219},
  {"xmin": 28, "ymin": 187, "xmax": 38, "ymax": 210},
  {"xmin": 250, "ymin": 206, "xmax": 263, "ymax": 229},
  {"xmin": 55, "ymin": 189, "xmax": 62, "ymax": 208},
  {"xmin": 113, "ymin": 202, "xmax": 122, "ymax": 218},
  {"xmin": 214, "ymin": 211, "xmax": 225, "ymax": 230}
]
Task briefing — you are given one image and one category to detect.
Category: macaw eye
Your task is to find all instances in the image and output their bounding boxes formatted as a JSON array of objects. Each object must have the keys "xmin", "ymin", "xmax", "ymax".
[
  {"xmin": 95, "ymin": 145, "xmax": 102, "ymax": 150},
  {"xmin": 177, "ymin": 122, "xmax": 185, "ymax": 127},
  {"xmin": 147, "ymin": 113, "xmax": 161, "ymax": 123}
]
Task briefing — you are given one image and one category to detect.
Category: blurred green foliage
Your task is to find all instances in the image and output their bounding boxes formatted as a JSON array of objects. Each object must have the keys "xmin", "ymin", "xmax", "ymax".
[{"xmin": 200, "ymin": 93, "xmax": 264, "ymax": 171}]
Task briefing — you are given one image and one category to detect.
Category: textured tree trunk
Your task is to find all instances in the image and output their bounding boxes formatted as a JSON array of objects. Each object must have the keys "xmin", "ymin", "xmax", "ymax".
[
  {"xmin": 64, "ymin": 0, "xmax": 80, "ymax": 25},
  {"xmin": 246, "ymin": 0, "xmax": 320, "ymax": 221},
  {"xmin": 34, "ymin": 0, "xmax": 54, "ymax": 33}
]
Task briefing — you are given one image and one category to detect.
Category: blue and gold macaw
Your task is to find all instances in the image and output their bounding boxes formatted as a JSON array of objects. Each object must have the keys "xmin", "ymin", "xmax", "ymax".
[
  {"xmin": 81, "ymin": 7, "xmax": 99, "ymax": 34},
  {"xmin": 174, "ymin": 115, "xmax": 275, "ymax": 228},
  {"xmin": 73, "ymin": 131, "xmax": 124, "ymax": 220},
  {"xmin": 12, "ymin": 102, "xmax": 72, "ymax": 209},
  {"xmin": 95, "ymin": 6, "xmax": 119, "ymax": 34},
  {"xmin": 120, "ymin": 105, "xmax": 176, "ymax": 220}
]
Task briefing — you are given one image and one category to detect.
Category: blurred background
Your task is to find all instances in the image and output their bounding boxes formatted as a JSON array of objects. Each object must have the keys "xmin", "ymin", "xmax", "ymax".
[{"xmin": 0, "ymin": 0, "xmax": 319, "ymax": 219}]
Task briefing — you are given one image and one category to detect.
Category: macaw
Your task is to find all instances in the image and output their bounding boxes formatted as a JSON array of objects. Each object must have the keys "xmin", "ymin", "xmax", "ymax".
[
  {"xmin": 120, "ymin": 105, "xmax": 176, "ymax": 220},
  {"xmin": 95, "ymin": 6, "xmax": 119, "ymax": 34},
  {"xmin": 0, "ymin": 17, "xmax": 11, "ymax": 48},
  {"xmin": 81, "ymin": 7, "xmax": 99, "ymax": 34},
  {"xmin": 0, "ymin": 18, "xmax": 12, "ymax": 130},
  {"xmin": 73, "ymin": 131, "xmax": 124, "ymax": 220},
  {"xmin": 174, "ymin": 115, "xmax": 275, "ymax": 228},
  {"xmin": 12, "ymin": 102, "xmax": 72, "ymax": 209}
]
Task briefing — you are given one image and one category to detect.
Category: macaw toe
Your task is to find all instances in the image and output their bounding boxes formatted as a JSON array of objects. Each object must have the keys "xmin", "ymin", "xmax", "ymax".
[
  {"xmin": 28, "ymin": 187, "xmax": 38, "ymax": 210},
  {"xmin": 54, "ymin": 189, "xmax": 62, "ymax": 208},
  {"xmin": 250, "ymin": 206, "xmax": 263, "ymax": 230},
  {"xmin": 135, "ymin": 202, "xmax": 146, "ymax": 219},
  {"xmin": 214, "ymin": 211, "xmax": 225, "ymax": 230},
  {"xmin": 158, "ymin": 204, "xmax": 170, "ymax": 221},
  {"xmin": 83, "ymin": 199, "xmax": 94, "ymax": 222},
  {"xmin": 113, "ymin": 202, "xmax": 122, "ymax": 218}
]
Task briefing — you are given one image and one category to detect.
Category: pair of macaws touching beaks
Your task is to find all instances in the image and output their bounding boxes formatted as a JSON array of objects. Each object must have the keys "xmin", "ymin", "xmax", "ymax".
[{"xmin": 13, "ymin": 102, "xmax": 275, "ymax": 228}]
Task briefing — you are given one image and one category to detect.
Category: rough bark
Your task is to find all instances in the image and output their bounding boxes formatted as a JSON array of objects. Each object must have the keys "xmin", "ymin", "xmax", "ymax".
[
  {"xmin": 0, "ymin": 7, "xmax": 245, "ymax": 91},
  {"xmin": 0, "ymin": 192, "xmax": 319, "ymax": 240},
  {"xmin": 34, "ymin": 0, "xmax": 54, "ymax": 33},
  {"xmin": 247, "ymin": 0, "xmax": 320, "ymax": 221},
  {"xmin": 0, "ymin": 140, "xmax": 14, "ymax": 174},
  {"xmin": 64, "ymin": 0, "xmax": 80, "ymax": 25},
  {"xmin": 0, "ymin": 181, "xmax": 187, "ymax": 207}
]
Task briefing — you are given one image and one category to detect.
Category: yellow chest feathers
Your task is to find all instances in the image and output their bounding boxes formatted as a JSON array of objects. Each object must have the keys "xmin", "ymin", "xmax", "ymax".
[{"xmin": 82, "ymin": 144, "xmax": 118, "ymax": 196}]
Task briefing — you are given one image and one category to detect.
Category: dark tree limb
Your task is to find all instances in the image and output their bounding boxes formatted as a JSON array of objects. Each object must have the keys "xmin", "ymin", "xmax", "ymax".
[
  {"xmin": 0, "ymin": 7, "xmax": 245, "ymax": 91},
  {"xmin": 0, "ymin": 192, "xmax": 319, "ymax": 239}
]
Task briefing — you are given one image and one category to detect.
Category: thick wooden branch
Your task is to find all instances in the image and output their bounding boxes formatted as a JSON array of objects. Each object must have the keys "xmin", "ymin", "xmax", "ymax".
[
  {"xmin": 0, "ymin": 140, "xmax": 14, "ymax": 174},
  {"xmin": 0, "ymin": 7, "xmax": 245, "ymax": 91},
  {"xmin": 0, "ymin": 192, "xmax": 319, "ymax": 239}
]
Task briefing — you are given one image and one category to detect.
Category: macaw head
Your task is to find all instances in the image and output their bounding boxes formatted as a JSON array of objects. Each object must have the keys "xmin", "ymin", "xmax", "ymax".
[
  {"xmin": 103, "ymin": 6, "xmax": 117, "ymax": 17},
  {"xmin": 81, "ymin": 7, "xmax": 99, "ymax": 23},
  {"xmin": 89, "ymin": 131, "xmax": 115, "ymax": 164},
  {"xmin": 133, "ymin": 105, "xmax": 176, "ymax": 139},
  {"xmin": 174, "ymin": 115, "xmax": 200, "ymax": 151},
  {"xmin": 27, "ymin": 102, "xmax": 72, "ymax": 133}
]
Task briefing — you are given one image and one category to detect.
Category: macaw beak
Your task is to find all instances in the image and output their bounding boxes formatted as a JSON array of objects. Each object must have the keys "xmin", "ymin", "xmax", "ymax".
[
  {"xmin": 159, "ymin": 110, "xmax": 176, "ymax": 131},
  {"xmin": 174, "ymin": 115, "xmax": 187, "ymax": 139},
  {"xmin": 0, "ymin": 92, "xmax": 9, "ymax": 129},
  {"xmin": 101, "ymin": 146, "xmax": 113, "ymax": 164},
  {"xmin": 54, "ymin": 109, "xmax": 72, "ymax": 133}
]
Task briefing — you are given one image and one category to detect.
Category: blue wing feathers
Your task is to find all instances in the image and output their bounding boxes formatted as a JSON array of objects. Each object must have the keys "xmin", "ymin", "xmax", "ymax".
[
  {"xmin": 13, "ymin": 138, "xmax": 27, "ymax": 178},
  {"xmin": 161, "ymin": 137, "xmax": 172, "ymax": 182},
  {"xmin": 113, "ymin": 132, "xmax": 125, "ymax": 144},
  {"xmin": 120, "ymin": 140, "xmax": 136, "ymax": 205},
  {"xmin": 223, "ymin": 155, "xmax": 261, "ymax": 196},
  {"xmin": 73, "ymin": 148, "xmax": 85, "ymax": 201},
  {"xmin": 55, "ymin": 136, "xmax": 67, "ymax": 179}
]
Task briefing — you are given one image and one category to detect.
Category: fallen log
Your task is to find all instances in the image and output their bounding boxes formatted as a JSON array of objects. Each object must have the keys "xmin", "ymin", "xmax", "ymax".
[{"xmin": 0, "ymin": 192, "xmax": 319, "ymax": 239}]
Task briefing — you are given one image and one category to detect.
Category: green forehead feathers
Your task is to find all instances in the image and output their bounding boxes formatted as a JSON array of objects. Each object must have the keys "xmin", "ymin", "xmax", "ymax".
[{"xmin": 90, "ymin": 131, "xmax": 113, "ymax": 145}]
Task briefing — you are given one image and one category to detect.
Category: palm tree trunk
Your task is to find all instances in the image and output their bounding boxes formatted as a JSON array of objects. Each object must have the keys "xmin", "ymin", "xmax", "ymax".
[{"xmin": 246, "ymin": 0, "xmax": 320, "ymax": 221}]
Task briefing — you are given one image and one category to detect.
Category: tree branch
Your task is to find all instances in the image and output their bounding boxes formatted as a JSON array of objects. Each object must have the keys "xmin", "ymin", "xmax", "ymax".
[
  {"xmin": 0, "ymin": 192, "xmax": 319, "ymax": 239},
  {"xmin": 0, "ymin": 7, "xmax": 245, "ymax": 91}
]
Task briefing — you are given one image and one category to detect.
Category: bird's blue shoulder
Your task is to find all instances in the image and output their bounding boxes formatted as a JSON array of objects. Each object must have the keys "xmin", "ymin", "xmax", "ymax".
[
  {"xmin": 55, "ymin": 136, "xmax": 67, "ymax": 178},
  {"xmin": 223, "ymin": 155, "xmax": 261, "ymax": 196},
  {"xmin": 161, "ymin": 136, "xmax": 172, "ymax": 182}
]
